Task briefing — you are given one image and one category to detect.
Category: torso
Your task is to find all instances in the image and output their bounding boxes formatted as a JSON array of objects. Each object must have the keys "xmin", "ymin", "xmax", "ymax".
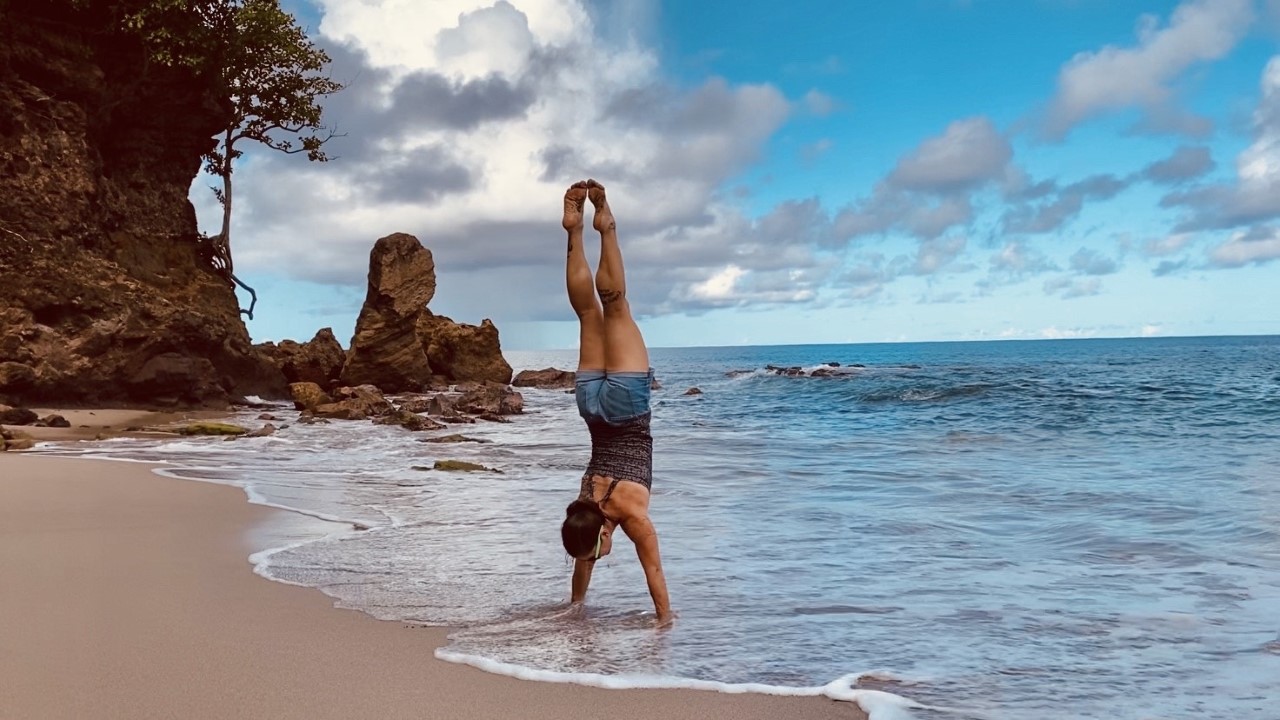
[{"xmin": 580, "ymin": 474, "xmax": 650, "ymax": 523}]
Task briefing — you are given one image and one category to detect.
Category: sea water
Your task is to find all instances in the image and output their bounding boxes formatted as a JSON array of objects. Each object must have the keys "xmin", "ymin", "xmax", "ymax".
[{"xmin": 37, "ymin": 336, "xmax": 1280, "ymax": 719}]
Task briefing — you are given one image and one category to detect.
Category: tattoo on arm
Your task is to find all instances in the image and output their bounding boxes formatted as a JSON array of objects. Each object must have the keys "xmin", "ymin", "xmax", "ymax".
[{"xmin": 598, "ymin": 288, "xmax": 623, "ymax": 306}]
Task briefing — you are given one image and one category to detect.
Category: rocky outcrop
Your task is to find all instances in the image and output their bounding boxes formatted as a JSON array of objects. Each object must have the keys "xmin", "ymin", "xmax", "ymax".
[
  {"xmin": 290, "ymin": 382, "xmax": 332, "ymax": 411},
  {"xmin": 0, "ymin": 406, "xmax": 38, "ymax": 425},
  {"xmin": 340, "ymin": 233, "xmax": 437, "ymax": 392},
  {"xmin": 339, "ymin": 232, "xmax": 513, "ymax": 391},
  {"xmin": 257, "ymin": 328, "xmax": 345, "ymax": 389},
  {"xmin": 0, "ymin": 2, "xmax": 288, "ymax": 407},
  {"xmin": 456, "ymin": 384, "xmax": 524, "ymax": 416},
  {"xmin": 513, "ymin": 367, "xmax": 576, "ymax": 389},
  {"xmin": 312, "ymin": 384, "xmax": 394, "ymax": 421},
  {"xmin": 418, "ymin": 311, "xmax": 513, "ymax": 385},
  {"xmin": 1, "ymin": 426, "xmax": 35, "ymax": 451}
]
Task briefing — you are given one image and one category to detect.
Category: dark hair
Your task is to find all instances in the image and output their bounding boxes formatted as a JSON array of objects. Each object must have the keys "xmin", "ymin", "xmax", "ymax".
[{"xmin": 561, "ymin": 499, "xmax": 606, "ymax": 558}]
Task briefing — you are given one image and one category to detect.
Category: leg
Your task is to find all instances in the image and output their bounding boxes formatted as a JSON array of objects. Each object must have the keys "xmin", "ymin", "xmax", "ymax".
[
  {"xmin": 564, "ymin": 181, "xmax": 605, "ymax": 371},
  {"xmin": 588, "ymin": 179, "xmax": 649, "ymax": 373}
]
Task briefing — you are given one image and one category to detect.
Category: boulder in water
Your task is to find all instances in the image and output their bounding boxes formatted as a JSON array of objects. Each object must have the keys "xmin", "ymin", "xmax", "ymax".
[{"xmin": 512, "ymin": 367, "xmax": 575, "ymax": 389}]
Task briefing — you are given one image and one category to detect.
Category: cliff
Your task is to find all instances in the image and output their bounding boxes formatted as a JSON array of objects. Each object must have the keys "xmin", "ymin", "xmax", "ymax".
[{"xmin": 0, "ymin": 1, "xmax": 287, "ymax": 406}]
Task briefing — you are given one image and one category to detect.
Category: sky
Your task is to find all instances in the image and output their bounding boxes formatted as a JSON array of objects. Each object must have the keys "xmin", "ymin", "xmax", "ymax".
[{"xmin": 192, "ymin": 0, "xmax": 1280, "ymax": 350}]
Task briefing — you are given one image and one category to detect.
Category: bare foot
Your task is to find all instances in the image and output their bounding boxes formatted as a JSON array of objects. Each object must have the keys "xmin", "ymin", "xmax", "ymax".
[
  {"xmin": 563, "ymin": 181, "xmax": 588, "ymax": 231},
  {"xmin": 586, "ymin": 178, "xmax": 615, "ymax": 232}
]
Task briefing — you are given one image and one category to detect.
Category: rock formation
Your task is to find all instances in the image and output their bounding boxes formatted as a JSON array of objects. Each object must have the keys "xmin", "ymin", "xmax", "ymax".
[
  {"xmin": 0, "ymin": 2, "xmax": 287, "ymax": 407},
  {"xmin": 513, "ymin": 367, "xmax": 576, "ymax": 389},
  {"xmin": 256, "ymin": 328, "xmax": 345, "ymax": 389},
  {"xmin": 340, "ymin": 232, "xmax": 512, "ymax": 391},
  {"xmin": 340, "ymin": 233, "xmax": 437, "ymax": 392},
  {"xmin": 418, "ymin": 311, "xmax": 513, "ymax": 385}
]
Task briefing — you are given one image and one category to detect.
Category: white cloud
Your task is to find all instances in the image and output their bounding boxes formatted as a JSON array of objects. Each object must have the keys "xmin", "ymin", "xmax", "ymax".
[
  {"xmin": 1045, "ymin": 276, "xmax": 1102, "ymax": 299},
  {"xmin": 990, "ymin": 240, "xmax": 1056, "ymax": 276},
  {"xmin": 1143, "ymin": 233, "xmax": 1193, "ymax": 257},
  {"xmin": 1141, "ymin": 324, "xmax": 1163, "ymax": 337},
  {"xmin": 688, "ymin": 265, "xmax": 746, "ymax": 301},
  {"xmin": 1042, "ymin": 0, "xmax": 1254, "ymax": 139},
  {"xmin": 1069, "ymin": 247, "xmax": 1119, "ymax": 275},
  {"xmin": 210, "ymin": 0, "xmax": 813, "ymax": 321},
  {"xmin": 887, "ymin": 117, "xmax": 1012, "ymax": 192},
  {"xmin": 803, "ymin": 89, "xmax": 838, "ymax": 117},
  {"xmin": 1163, "ymin": 56, "xmax": 1280, "ymax": 230},
  {"xmin": 1207, "ymin": 225, "xmax": 1280, "ymax": 267},
  {"xmin": 1040, "ymin": 325, "xmax": 1098, "ymax": 339},
  {"xmin": 1141, "ymin": 145, "xmax": 1215, "ymax": 184}
]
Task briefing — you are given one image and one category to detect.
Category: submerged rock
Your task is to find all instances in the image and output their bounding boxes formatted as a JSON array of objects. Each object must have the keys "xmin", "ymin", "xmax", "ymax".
[
  {"xmin": 420, "ymin": 434, "xmax": 490, "ymax": 444},
  {"xmin": 684, "ymin": 387, "xmax": 702, "ymax": 396},
  {"xmin": 431, "ymin": 459, "xmax": 501, "ymax": 473},
  {"xmin": 177, "ymin": 422, "xmax": 248, "ymax": 436},
  {"xmin": 373, "ymin": 409, "xmax": 446, "ymax": 432},
  {"xmin": 245, "ymin": 423, "xmax": 277, "ymax": 438}
]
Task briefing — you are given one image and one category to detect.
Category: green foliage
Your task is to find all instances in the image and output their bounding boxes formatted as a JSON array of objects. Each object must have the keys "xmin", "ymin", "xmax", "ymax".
[{"xmin": 203, "ymin": 0, "xmax": 344, "ymax": 176}]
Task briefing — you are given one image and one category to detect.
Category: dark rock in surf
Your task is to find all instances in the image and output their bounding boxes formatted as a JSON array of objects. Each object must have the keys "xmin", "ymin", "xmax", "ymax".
[
  {"xmin": 420, "ymin": 434, "xmax": 490, "ymax": 444},
  {"xmin": 245, "ymin": 423, "xmax": 276, "ymax": 438},
  {"xmin": 290, "ymin": 382, "xmax": 332, "ymax": 412},
  {"xmin": 396, "ymin": 396, "xmax": 434, "ymax": 414},
  {"xmin": 513, "ymin": 367, "xmax": 576, "ymax": 389},
  {"xmin": 372, "ymin": 409, "xmax": 446, "ymax": 432},
  {"xmin": 456, "ymin": 384, "xmax": 523, "ymax": 416}
]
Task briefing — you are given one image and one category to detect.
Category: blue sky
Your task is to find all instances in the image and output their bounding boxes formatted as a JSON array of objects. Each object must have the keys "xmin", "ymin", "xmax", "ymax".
[{"xmin": 196, "ymin": 0, "xmax": 1280, "ymax": 349}]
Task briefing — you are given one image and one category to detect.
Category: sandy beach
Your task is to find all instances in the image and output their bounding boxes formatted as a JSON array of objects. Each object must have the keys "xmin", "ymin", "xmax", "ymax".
[{"xmin": 0, "ymin": 448, "xmax": 865, "ymax": 720}]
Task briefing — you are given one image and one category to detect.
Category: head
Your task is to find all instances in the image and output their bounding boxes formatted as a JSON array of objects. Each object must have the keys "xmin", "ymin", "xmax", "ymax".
[{"xmin": 561, "ymin": 499, "xmax": 613, "ymax": 561}]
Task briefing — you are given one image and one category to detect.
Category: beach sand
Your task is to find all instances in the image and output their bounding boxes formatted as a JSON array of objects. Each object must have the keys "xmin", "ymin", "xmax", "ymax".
[
  {"xmin": 14, "ymin": 407, "xmax": 232, "ymax": 443},
  {"xmin": 0, "ymin": 451, "xmax": 866, "ymax": 720}
]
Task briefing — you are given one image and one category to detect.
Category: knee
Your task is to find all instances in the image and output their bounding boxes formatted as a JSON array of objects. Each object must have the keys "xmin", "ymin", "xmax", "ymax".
[
  {"xmin": 601, "ymin": 296, "xmax": 630, "ymax": 317},
  {"xmin": 596, "ymin": 286, "xmax": 626, "ymax": 308}
]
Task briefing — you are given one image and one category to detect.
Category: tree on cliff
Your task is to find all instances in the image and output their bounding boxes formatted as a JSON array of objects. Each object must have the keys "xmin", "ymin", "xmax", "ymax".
[
  {"xmin": 113, "ymin": 0, "xmax": 343, "ymax": 319},
  {"xmin": 202, "ymin": 0, "xmax": 343, "ymax": 320}
]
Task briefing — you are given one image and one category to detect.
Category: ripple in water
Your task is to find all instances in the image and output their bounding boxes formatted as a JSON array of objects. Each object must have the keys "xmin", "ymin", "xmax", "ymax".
[{"xmin": 36, "ymin": 336, "xmax": 1280, "ymax": 719}]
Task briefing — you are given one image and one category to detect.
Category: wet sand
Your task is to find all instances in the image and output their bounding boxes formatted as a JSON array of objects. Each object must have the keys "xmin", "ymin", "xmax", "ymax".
[{"xmin": 0, "ymin": 452, "xmax": 865, "ymax": 720}]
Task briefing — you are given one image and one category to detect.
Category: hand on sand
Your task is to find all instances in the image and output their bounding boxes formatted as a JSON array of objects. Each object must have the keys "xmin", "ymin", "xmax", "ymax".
[{"xmin": 563, "ymin": 180, "xmax": 588, "ymax": 231}]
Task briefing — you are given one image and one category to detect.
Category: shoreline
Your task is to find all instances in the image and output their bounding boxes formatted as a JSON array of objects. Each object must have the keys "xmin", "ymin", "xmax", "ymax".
[{"xmin": 0, "ymin": 450, "xmax": 867, "ymax": 720}]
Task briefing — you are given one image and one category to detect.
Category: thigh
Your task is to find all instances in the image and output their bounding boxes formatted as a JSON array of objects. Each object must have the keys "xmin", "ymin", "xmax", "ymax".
[
  {"xmin": 577, "ymin": 307, "xmax": 606, "ymax": 372},
  {"xmin": 603, "ymin": 299, "xmax": 649, "ymax": 373}
]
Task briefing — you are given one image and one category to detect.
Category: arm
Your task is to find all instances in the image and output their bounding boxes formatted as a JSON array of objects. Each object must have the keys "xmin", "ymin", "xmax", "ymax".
[
  {"xmin": 622, "ymin": 515, "xmax": 672, "ymax": 623},
  {"xmin": 571, "ymin": 558, "xmax": 595, "ymax": 603}
]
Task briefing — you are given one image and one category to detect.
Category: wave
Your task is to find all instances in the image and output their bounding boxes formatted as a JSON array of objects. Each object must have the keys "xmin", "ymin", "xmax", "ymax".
[{"xmin": 433, "ymin": 652, "xmax": 930, "ymax": 720}]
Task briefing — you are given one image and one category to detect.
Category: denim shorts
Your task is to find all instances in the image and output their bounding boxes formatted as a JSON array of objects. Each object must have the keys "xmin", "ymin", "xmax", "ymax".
[{"xmin": 576, "ymin": 368, "xmax": 654, "ymax": 425}]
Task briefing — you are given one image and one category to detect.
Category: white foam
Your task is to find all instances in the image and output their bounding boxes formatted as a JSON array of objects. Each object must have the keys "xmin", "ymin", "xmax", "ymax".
[
  {"xmin": 151, "ymin": 466, "xmax": 372, "ymax": 529},
  {"xmin": 434, "ymin": 650, "xmax": 927, "ymax": 720}
]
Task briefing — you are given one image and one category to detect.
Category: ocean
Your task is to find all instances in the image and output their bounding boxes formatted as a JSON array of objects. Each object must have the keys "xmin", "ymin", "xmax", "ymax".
[{"xmin": 36, "ymin": 335, "xmax": 1280, "ymax": 719}]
